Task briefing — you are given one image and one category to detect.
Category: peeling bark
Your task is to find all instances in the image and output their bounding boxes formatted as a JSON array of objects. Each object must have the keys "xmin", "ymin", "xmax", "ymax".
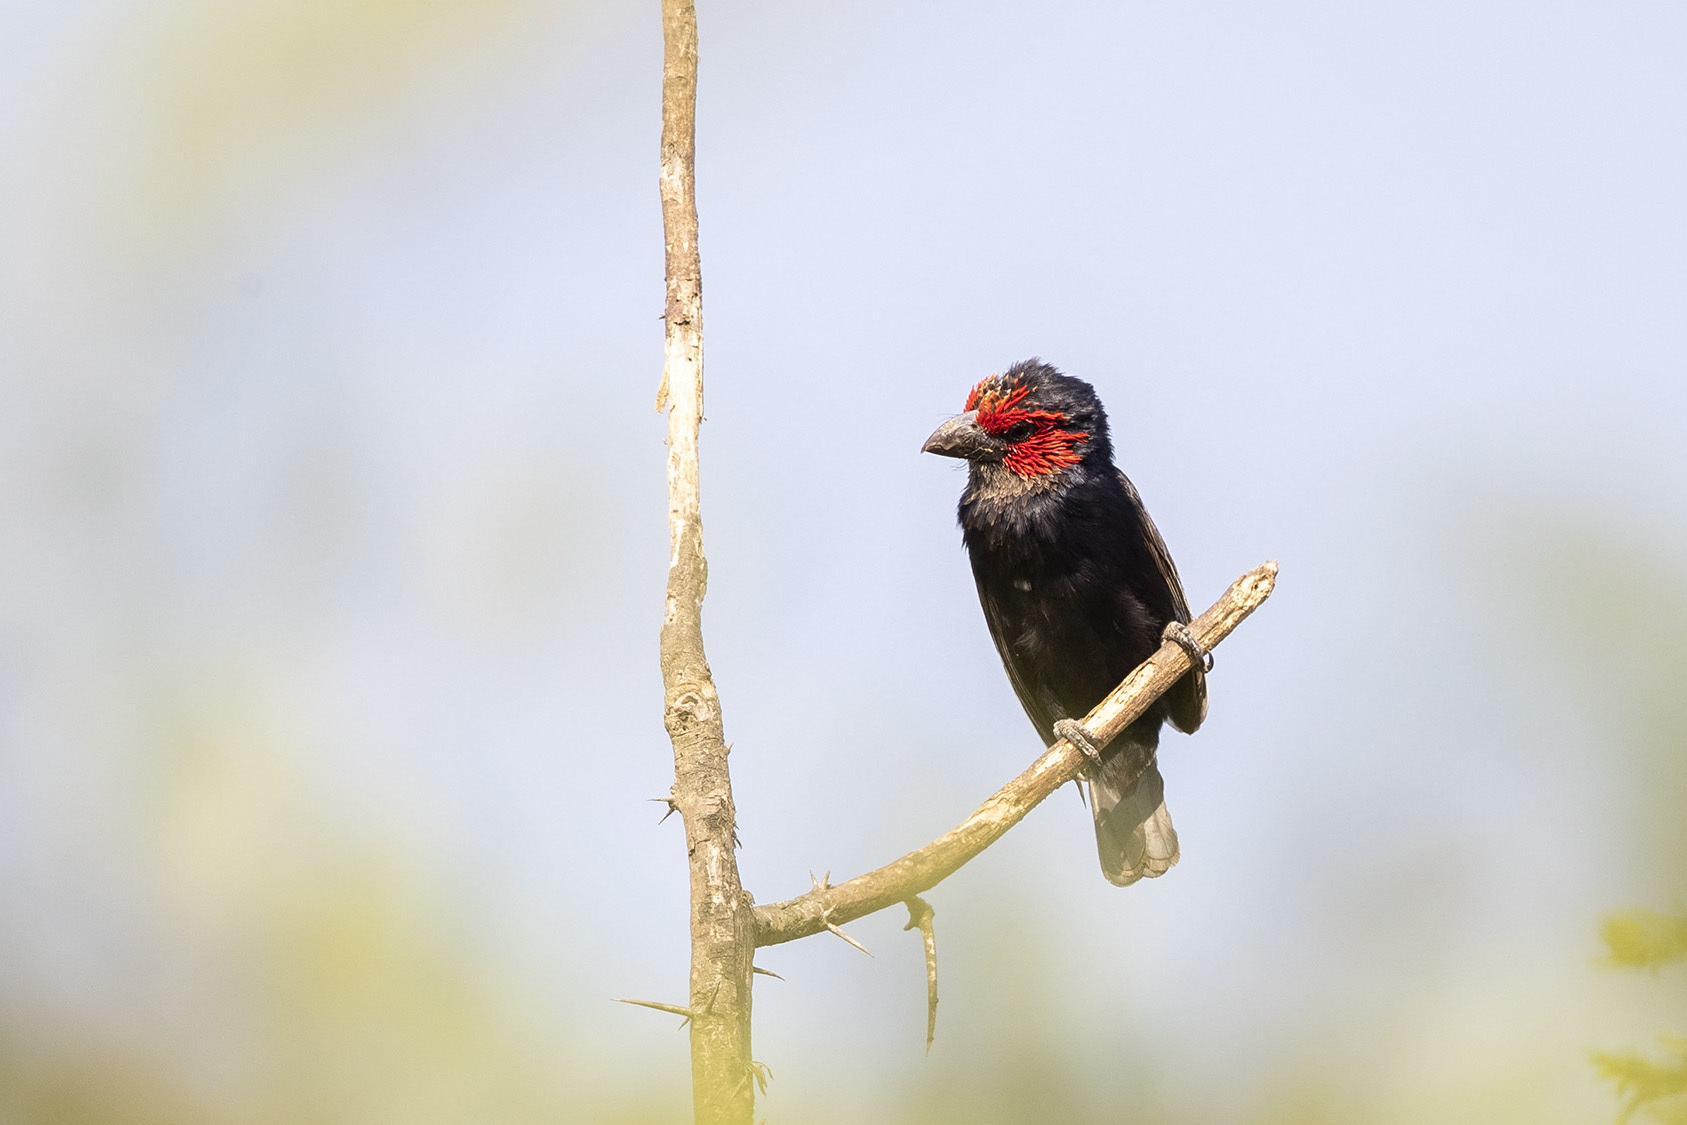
[{"xmin": 656, "ymin": 2, "xmax": 755, "ymax": 1121}]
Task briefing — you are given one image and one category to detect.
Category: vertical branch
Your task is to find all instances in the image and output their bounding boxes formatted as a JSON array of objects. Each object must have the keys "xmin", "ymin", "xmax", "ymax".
[{"xmin": 656, "ymin": 2, "xmax": 756, "ymax": 1124}]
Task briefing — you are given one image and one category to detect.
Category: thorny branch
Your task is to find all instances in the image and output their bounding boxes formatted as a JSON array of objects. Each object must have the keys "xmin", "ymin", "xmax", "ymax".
[
  {"xmin": 655, "ymin": 0, "xmax": 756, "ymax": 1121},
  {"xmin": 639, "ymin": 0, "xmax": 1279, "ymax": 1113},
  {"xmin": 752, "ymin": 561, "xmax": 1278, "ymax": 948}
]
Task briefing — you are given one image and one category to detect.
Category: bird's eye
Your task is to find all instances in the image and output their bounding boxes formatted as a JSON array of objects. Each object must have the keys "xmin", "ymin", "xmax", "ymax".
[{"xmin": 1003, "ymin": 421, "xmax": 1036, "ymax": 442}]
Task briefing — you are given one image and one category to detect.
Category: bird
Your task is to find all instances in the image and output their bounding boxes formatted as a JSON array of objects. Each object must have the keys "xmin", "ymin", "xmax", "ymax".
[{"xmin": 922, "ymin": 359, "xmax": 1207, "ymax": 886}]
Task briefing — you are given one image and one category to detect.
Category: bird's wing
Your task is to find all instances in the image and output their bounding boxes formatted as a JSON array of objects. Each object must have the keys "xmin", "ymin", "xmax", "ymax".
[
  {"xmin": 973, "ymin": 579, "xmax": 1061, "ymax": 747},
  {"xmin": 1116, "ymin": 469, "xmax": 1207, "ymax": 734}
]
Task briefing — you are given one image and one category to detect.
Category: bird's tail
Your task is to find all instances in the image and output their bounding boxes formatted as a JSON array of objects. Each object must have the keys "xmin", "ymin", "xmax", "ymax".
[{"xmin": 1089, "ymin": 734, "xmax": 1179, "ymax": 886}]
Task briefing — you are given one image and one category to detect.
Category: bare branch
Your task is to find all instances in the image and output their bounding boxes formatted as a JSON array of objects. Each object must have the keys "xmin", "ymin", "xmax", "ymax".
[
  {"xmin": 656, "ymin": 0, "xmax": 755, "ymax": 1120},
  {"xmin": 903, "ymin": 896, "xmax": 938, "ymax": 1051},
  {"xmin": 752, "ymin": 561, "xmax": 1278, "ymax": 947},
  {"xmin": 645, "ymin": 8, "xmax": 1275, "ymax": 1112}
]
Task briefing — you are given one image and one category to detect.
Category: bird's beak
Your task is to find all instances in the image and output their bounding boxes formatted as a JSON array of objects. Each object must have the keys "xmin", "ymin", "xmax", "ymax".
[{"xmin": 921, "ymin": 410, "xmax": 998, "ymax": 461}]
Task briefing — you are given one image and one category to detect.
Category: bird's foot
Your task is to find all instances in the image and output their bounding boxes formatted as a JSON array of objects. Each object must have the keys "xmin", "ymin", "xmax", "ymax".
[
  {"xmin": 1162, "ymin": 621, "xmax": 1214, "ymax": 673},
  {"xmin": 1053, "ymin": 719, "xmax": 1105, "ymax": 775}
]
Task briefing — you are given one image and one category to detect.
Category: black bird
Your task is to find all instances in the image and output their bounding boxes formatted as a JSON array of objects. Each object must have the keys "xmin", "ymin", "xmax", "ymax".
[{"xmin": 923, "ymin": 359, "xmax": 1206, "ymax": 886}]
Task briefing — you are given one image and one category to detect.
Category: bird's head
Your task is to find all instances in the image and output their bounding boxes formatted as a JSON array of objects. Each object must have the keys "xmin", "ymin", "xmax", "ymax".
[{"xmin": 921, "ymin": 359, "xmax": 1111, "ymax": 480}]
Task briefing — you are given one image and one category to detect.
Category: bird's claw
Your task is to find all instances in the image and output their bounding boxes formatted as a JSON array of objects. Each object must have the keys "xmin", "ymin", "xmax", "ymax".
[
  {"xmin": 1162, "ymin": 621, "xmax": 1214, "ymax": 673},
  {"xmin": 1054, "ymin": 719, "xmax": 1105, "ymax": 775}
]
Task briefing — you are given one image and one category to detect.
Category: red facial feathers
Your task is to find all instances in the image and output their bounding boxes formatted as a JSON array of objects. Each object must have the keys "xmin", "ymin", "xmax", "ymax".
[{"xmin": 964, "ymin": 376, "xmax": 1088, "ymax": 477}]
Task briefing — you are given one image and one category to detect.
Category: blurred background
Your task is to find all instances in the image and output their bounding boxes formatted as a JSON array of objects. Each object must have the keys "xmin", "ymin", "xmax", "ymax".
[{"xmin": 2, "ymin": 0, "xmax": 1685, "ymax": 1121}]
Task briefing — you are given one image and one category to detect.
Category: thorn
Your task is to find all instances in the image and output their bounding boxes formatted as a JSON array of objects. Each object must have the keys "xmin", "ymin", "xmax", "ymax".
[
  {"xmin": 809, "ymin": 870, "xmax": 832, "ymax": 892},
  {"xmin": 825, "ymin": 922, "xmax": 873, "ymax": 956},
  {"xmin": 649, "ymin": 795, "xmax": 679, "ymax": 824},
  {"xmin": 701, "ymin": 979, "xmax": 722, "ymax": 1017},
  {"xmin": 751, "ymin": 966, "xmax": 784, "ymax": 980},
  {"xmin": 904, "ymin": 896, "xmax": 939, "ymax": 1051},
  {"xmin": 821, "ymin": 909, "xmax": 872, "ymax": 957},
  {"xmin": 612, "ymin": 998, "xmax": 694, "ymax": 1028}
]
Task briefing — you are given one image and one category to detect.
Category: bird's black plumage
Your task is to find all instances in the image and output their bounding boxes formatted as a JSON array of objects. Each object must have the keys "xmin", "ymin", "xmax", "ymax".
[{"xmin": 923, "ymin": 359, "xmax": 1205, "ymax": 885}]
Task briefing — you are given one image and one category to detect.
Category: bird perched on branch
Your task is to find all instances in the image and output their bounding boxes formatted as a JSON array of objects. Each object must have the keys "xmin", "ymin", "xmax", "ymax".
[{"xmin": 923, "ymin": 360, "xmax": 1207, "ymax": 885}]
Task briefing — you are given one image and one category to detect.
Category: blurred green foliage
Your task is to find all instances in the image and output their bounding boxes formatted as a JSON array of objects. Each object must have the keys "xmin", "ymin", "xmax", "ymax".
[
  {"xmin": 117, "ymin": 0, "xmax": 535, "ymax": 246},
  {"xmin": 1594, "ymin": 909, "xmax": 1687, "ymax": 1125},
  {"xmin": 1592, "ymin": 1037, "xmax": 1687, "ymax": 1125},
  {"xmin": 0, "ymin": 686, "xmax": 624, "ymax": 1125},
  {"xmin": 0, "ymin": 1026, "xmax": 213, "ymax": 1125},
  {"xmin": 1602, "ymin": 911, "xmax": 1687, "ymax": 972},
  {"xmin": 1506, "ymin": 513, "xmax": 1687, "ymax": 1125}
]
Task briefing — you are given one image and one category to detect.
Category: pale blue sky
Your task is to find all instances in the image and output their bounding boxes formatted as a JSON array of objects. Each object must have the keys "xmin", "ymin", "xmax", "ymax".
[{"xmin": 2, "ymin": 1, "xmax": 1686, "ymax": 1120}]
